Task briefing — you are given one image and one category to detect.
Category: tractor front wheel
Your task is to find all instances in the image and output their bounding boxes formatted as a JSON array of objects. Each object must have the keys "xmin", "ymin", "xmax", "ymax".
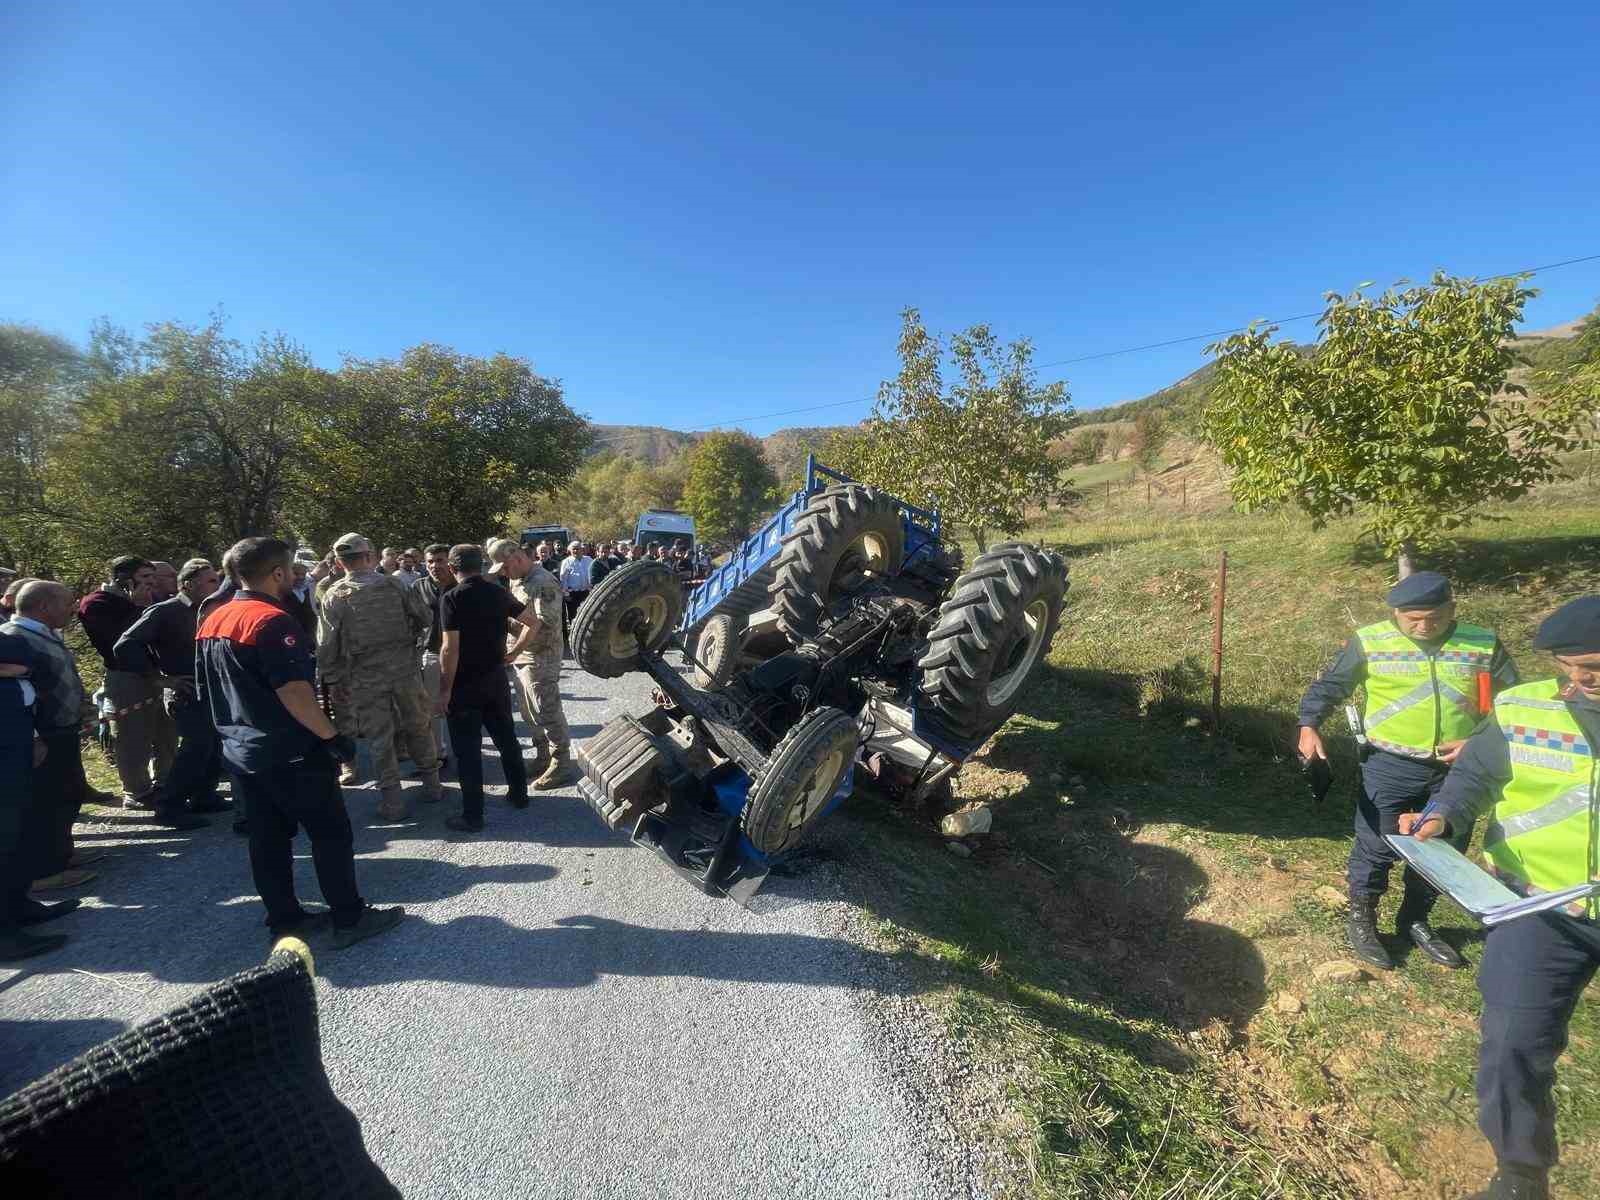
[
  {"xmin": 741, "ymin": 706, "xmax": 860, "ymax": 855},
  {"xmin": 570, "ymin": 560, "xmax": 685, "ymax": 678}
]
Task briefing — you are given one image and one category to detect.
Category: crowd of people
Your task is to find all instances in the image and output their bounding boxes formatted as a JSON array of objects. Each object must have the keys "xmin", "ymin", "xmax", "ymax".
[{"xmin": 0, "ymin": 528, "xmax": 697, "ymax": 963}]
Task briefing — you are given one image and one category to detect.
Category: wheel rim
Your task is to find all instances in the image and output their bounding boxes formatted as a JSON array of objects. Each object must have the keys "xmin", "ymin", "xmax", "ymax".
[
  {"xmin": 830, "ymin": 531, "xmax": 891, "ymax": 597},
  {"xmin": 788, "ymin": 745, "xmax": 847, "ymax": 831},
  {"xmin": 986, "ymin": 599, "xmax": 1050, "ymax": 707},
  {"xmin": 608, "ymin": 593, "xmax": 670, "ymax": 659},
  {"xmin": 696, "ymin": 623, "xmax": 724, "ymax": 679}
]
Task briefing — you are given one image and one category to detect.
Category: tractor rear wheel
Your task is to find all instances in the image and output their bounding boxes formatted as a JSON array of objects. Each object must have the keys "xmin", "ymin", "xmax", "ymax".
[
  {"xmin": 571, "ymin": 560, "xmax": 685, "ymax": 679},
  {"xmin": 741, "ymin": 706, "xmax": 860, "ymax": 855},
  {"xmin": 690, "ymin": 612, "xmax": 742, "ymax": 691},
  {"xmin": 768, "ymin": 484, "xmax": 905, "ymax": 644},
  {"xmin": 914, "ymin": 542, "xmax": 1068, "ymax": 746}
]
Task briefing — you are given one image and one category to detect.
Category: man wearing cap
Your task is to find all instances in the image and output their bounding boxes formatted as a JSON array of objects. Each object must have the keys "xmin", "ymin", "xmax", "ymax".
[
  {"xmin": 1402, "ymin": 596, "xmax": 1600, "ymax": 1200},
  {"xmin": 487, "ymin": 537, "xmax": 575, "ymax": 789},
  {"xmin": 317, "ymin": 533, "xmax": 441, "ymax": 821},
  {"xmin": 1298, "ymin": 571, "xmax": 1518, "ymax": 970}
]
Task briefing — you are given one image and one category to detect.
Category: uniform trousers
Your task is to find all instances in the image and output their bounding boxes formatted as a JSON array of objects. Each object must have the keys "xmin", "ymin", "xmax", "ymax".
[
  {"xmin": 233, "ymin": 750, "xmax": 364, "ymax": 933},
  {"xmin": 348, "ymin": 669, "xmax": 437, "ymax": 790},
  {"xmin": 447, "ymin": 696, "xmax": 527, "ymax": 823},
  {"xmin": 158, "ymin": 696, "xmax": 222, "ymax": 809},
  {"xmin": 1349, "ymin": 751, "xmax": 1469, "ymax": 918},
  {"xmin": 1477, "ymin": 909, "xmax": 1600, "ymax": 1170},
  {"xmin": 513, "ymin": 655, "xmax": 569, "ymax": 753}
]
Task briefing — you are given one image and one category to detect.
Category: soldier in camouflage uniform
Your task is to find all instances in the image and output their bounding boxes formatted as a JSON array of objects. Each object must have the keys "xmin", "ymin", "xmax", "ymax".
[
  {"xmin": 486, "ymin": 538, "xmax": 576, "ymax": 789},
  {"xmin": 318, "ymin": 533, "xmax": 441, "ymax": 820}
]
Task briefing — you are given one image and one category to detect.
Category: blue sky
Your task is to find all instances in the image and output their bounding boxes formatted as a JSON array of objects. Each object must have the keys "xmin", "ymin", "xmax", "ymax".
[{"xmin": 4, "ymin": 1, "xmax": 1598, "ymax": 440}]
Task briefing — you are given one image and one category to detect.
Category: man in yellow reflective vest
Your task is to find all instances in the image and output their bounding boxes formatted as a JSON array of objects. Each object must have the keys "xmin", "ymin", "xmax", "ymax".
[
  {"xmin": 1404, "ymin": 596, "xmax": 1600, "ymax": 1200},
  {"xmin": 1298, "ymin": 572, "xmax": 1518, "ymax": 969}
]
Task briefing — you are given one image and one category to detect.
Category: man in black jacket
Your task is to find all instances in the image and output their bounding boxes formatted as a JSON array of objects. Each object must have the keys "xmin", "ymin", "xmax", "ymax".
[{"xmin": 114, "ymin": 559, "xmax": 224, "ymax": 823}]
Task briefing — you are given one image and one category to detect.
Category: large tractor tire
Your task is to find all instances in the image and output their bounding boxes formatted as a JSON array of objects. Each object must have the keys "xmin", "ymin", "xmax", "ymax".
[
  {"xmin": 914, "ymin": 542, "xmax": 1068, "ymax": 746},
  {"xmin": 690, "ymin": 612, "xmax": 742, "ymax": 691},
  {"xmin": 741, "ymin": 706, "xmax": 860, "ymax": 855},
  {"xmin": 571, "ymin": 560, "xmax": 685, "ymax": 679},
  {"xmin": 768, "ymin": 484, "xmax": 906, "ymax": 644}
]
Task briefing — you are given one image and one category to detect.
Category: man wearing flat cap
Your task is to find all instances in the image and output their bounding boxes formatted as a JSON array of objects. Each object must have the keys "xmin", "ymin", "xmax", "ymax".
[
  {"xmin": 1298, "ymin": 571, "xmax": 1518, "ymax": 970},
  {"xmin": 1402, "ymin": 596, "xmax": 1600, "ymax": 1200}
]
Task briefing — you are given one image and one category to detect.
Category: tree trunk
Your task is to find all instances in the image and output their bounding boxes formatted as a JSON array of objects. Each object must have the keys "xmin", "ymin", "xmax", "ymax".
[
  {"xmin": 973, "ymin": 528, "xmax": 988, "ymax": 554},
  {"xmin": 1396, "ymin": 540, "xmax": 1418, "ymax": 579}
]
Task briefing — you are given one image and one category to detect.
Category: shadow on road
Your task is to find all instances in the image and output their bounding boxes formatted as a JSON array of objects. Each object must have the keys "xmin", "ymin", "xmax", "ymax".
[{"xmin": 315, "ymin": 912, "xmax": 921, "ymax": 994}]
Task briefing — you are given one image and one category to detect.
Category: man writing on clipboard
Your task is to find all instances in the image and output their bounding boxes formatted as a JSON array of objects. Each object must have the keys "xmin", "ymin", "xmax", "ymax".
[
  {"xmin": 1297, "ymin": 572, "xmax": 1518, "ymax": 971},
  {"xmin": 1403, "ymin": 595, "xmax": 1600, "ymax": 1200}
]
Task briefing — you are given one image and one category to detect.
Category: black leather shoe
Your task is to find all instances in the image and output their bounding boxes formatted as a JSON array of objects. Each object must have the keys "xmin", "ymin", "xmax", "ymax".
[
  {"xmin": 1347, "ymin": 898, "xmax": 1394, "ymax": 970},
  {"xmin": 1468, "ymin": 1165, "xmax": 1550, "ymax": 1199},
  {"xmin": 154, "ymin": 811, "xmax": 210, "ymax": 831},
  {"xmin": 21, "ymin": 898, "xmax": 81, "ymax": 925},
  {"xmin": 0, "ymin": 929, "xmax": 68, "ymax": 962},
  {"xmin": 188, "ymin": 798, "xmax": 232, "ymax": 814},
  {"xmin": 1406, "ymin": 920, "xmax": 1465, "ymax": 968}
]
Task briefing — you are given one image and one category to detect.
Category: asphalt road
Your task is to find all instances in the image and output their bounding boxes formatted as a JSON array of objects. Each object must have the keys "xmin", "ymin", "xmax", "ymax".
[{"xmin": 0, "ymin": 655, "xmax": 979, "ymax": 1199}]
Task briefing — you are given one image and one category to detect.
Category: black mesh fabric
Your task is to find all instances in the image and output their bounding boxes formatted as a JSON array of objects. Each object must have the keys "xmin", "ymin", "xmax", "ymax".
[{"xmin": 0, "ymin": 948, "xmax": 399, "ymax": 1198}]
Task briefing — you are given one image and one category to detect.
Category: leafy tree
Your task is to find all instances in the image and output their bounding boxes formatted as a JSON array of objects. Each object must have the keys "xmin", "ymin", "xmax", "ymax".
[
  {"xmin": 840, "ymin": 309, "xmax": 1075, "ymax": 551},
  {"xmin": 41, "ymin": 317, "xmax": 333, "ymax": 577},
  {"xmin": 680, "ymin": 431, "xmax": 779, "ymax": 543},
  {"xmin": 1129, "ymin": 410, "xmax": 1167, "ymax": 470},
  {"xmin": 1062, "ymin": 426, "xmax": 1108, "ymax": 466},
  {"xmin": 1536, "ymin": 300, "xmax": 1600, "ymax": 474},
  {"xmin": 290, "ymin": 345, "xmax": 590, "ymax": 550},
  {"xmin": 510, "ymin": 451, "xmax": 687, "ymax": 541},
  {"xmin": 0, "ymin": 324, "xmax": 86, "ymax": 571},
  {"xmin": 1203, "ymin": 273, "xmax": 1585, "ymax": 576}
]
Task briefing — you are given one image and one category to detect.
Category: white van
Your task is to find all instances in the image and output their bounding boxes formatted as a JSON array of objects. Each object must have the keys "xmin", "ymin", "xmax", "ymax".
[{"xmin": 634, "ymin": 510, "xmax": 695, "ymax": 552}]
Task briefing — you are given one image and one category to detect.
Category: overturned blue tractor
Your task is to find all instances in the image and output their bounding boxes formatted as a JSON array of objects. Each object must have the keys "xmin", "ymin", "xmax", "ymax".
[{"xmin": 569, "ymin": 459, "xmax": 1068, "ymax": 902}]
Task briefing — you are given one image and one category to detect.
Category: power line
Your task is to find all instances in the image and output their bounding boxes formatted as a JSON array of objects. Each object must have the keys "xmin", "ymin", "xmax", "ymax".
[{"xmin": 590, "ymin": 250, "xmax": 1600, "ymax": 444}]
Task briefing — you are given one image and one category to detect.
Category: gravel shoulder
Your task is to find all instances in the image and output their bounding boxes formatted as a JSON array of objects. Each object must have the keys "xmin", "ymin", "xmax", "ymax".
[{"xmin": 0, "ymin": 655, "xmax": 993, "ymax": 1199}]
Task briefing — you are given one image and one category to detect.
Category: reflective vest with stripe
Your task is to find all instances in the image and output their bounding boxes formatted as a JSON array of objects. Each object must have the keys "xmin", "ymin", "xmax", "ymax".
[
  {"xmin": 1484, "ymin": 680, "xmax": 1599, "ymax": 918},
  {"xmin": 1355, "ymin": 621, "xmax": 1496, "ymax": 759}
]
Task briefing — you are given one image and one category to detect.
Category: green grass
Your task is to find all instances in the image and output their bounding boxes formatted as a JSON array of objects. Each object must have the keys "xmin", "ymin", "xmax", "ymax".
[{"xmin": 835, "ymin": 472, "xmax": 1600, "ymax": 1199}]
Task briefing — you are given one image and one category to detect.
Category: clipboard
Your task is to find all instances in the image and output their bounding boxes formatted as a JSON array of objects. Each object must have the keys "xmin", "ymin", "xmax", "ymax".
[{"xmin": 1384, "ymin": 834, "xmax": 1600, "ymax": 926}]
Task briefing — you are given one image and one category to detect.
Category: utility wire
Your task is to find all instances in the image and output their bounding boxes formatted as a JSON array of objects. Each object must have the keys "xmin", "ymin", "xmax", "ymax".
[{"xmin": 590, "ymin": 251, "xmax": 1600, "ymax": 445}]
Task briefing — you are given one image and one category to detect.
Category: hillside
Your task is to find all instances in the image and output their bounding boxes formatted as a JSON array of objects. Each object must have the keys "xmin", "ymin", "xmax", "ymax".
[
  {"xmin": 588, "ymin": 312, "xmax": 1588, "ymax": 470},
  {"xmin": 586, "ymin": 421, "xmax": 850, "ymax": 477}
]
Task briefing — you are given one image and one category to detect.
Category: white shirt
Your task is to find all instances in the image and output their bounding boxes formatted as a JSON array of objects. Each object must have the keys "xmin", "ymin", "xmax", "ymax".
[
  {"xmin": 558, "ymin": 555, "xmax": 593, "ymax": 592},
  {"xmin": 391, "ymin": 568, "xmax": 421, "ymax": 587}
]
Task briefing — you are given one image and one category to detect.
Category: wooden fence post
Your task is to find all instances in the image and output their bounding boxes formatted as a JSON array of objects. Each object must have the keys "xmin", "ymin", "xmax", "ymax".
[{"xmin": 1210, "ymin": 550, "xmax": 1228, "ymax": 730}]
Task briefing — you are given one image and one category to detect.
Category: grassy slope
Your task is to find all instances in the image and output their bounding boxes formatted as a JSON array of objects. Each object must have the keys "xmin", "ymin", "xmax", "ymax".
[{"xmin": 830, "ymin": 471, "xmax": 1600, "ymax": 1199}]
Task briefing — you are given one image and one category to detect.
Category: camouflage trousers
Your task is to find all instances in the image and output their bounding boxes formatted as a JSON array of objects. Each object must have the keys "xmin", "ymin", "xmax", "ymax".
[
  {"xmin": 352, "ymin": 670, "xmax": 438, "ymax": 789},
  {"xmin": 514, "ymin": 656, "xmax": 569, "ymax": 754}
]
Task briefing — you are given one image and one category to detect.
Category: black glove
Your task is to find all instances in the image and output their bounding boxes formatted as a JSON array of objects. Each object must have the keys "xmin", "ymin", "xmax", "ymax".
[
  {"xmin": 1298, "ymin": 753, "xmax": 1333, "ymax": 805},
  {"xmin": 324, "ymin": 733, "xmax": 358, "ymax": 764}
]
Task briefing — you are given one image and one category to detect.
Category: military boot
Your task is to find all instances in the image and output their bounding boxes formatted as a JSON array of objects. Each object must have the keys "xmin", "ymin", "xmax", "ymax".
[
  {"xmin": 1468, "ymin": 1165, "xmax": 1549, "ymax": 1199},
  {"xmin": 1346, "ymin": 893, "xmax": 1394, "ymax": 970},
  {"xmin": 419, "ymin": 768, "xmax": 445, "ymax": 804},
  {"xmin": 376, "ymin": 785, "xmax": 410, "ymax": 822},
  {"xmin": 1397, "ymin": 885, "xmax": 1465, "ymax": 969},
  {"xmin": 532, "ymin": 747, "xmax": 578, "ymax": 791},
  {"xmin": 524, "ymin": 742, "xmax": 551, "ymax": 784}
]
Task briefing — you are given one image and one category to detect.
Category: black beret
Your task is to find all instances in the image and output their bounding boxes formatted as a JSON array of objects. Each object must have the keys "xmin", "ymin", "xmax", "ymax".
[
  {"xmin": 1387, "ymin": 571, "xmax": 1452, "ymax": 609},
  {"xmin": 1532, "ymin": 595, "xmax": 1600, "ymax": 656}
]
